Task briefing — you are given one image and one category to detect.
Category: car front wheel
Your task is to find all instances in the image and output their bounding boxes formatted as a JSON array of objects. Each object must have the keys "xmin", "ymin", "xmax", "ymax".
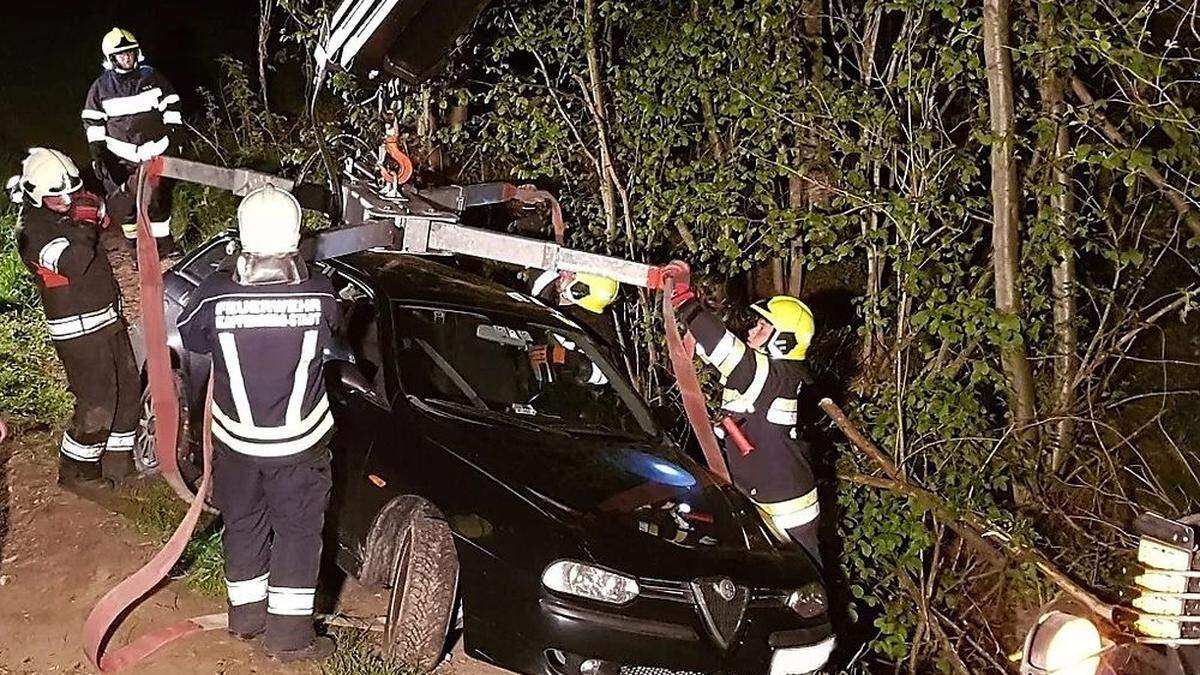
[
  {"xmin": 383, "ymin": 510, "xmax": 458, "ymax": 672},
  {"xmin": 136, "ymin": 367, "xmax": 212, "ymax": 510}
]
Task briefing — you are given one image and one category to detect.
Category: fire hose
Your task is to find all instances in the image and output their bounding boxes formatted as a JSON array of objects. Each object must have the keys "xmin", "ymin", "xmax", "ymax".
[{"xmin": 82, "ymin": 159, "xmax": 221, "ymax": 672}]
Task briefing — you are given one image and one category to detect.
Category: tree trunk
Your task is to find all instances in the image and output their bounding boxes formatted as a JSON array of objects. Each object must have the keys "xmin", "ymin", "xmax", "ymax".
[
  {"xmin": 775, "ymin": 0, "xmax": 827, "ymax": 298},
  {"xmin": 257, "ymin": 0, "xmax": 273, "ymax": 121},
  {"xmin": 691, "ymin": 0, "xmax": 724, "ymax": 161},
  {"xmin": 982, "ymin": 0, "xmax": 1038, "ymax": 441},
  {"xmin": 1038, "ymin": 2, "xmax": 1078, "ymax": 470},
  {"xmin": 418, "ymin": 87, "xmax": 442, "ymax": 173},
  {"xmin": 582, "ymin": 0, "xmax": 619, "ymax": 241}
]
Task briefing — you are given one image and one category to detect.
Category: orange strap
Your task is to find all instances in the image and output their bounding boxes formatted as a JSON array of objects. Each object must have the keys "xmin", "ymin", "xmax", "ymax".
[
  {"xmin": 659, "ymin": 277, "xmax": 731, "ymax": 484},
  {"xmin": 82, "ymin": 158, "xmax": 220, "ymax": 672}
]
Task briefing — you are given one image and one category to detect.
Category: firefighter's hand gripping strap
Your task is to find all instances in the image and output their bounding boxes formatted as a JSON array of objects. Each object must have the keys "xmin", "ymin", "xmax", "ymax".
[{"xmin": 82, "ymin": 158, "xmax": 221, "ymax": 672}]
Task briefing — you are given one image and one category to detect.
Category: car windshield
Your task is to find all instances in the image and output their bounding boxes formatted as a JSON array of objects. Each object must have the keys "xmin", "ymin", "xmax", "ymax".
[{"xmin": 393, "ymin": 305, "xmax": 657, "ymax": 439}]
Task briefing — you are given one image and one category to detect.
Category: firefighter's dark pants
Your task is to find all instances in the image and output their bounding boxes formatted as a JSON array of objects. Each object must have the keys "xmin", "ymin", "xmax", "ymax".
[
  {"xmin": 786, "ymin": 522, "xmax": 822, "ymax": 567},
  {"xmin": 213, "ymin": 447, "xmax": 332, "ymax": 652},
  {"xmin": 54, "ymin": 324, "xmax": 139, "ymax": 474},
  {"xmin": 99, "ymin": 155, "xmax": 175, "ymax": 257}
]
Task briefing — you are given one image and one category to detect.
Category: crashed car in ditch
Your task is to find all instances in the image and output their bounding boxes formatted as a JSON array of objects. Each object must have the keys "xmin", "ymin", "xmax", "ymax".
[{"xmin": 131, "ymin": 228, "xmax": 835, "ymax": 675}]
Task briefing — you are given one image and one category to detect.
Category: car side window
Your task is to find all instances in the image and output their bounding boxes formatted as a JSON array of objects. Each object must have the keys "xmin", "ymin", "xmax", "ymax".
[
  {"xmin": 178, "ymin": 235, "xmax": 237, "ymax": 285},
  {"xmin": 321, "ymin": 266, "xmax": 386, "ymax": 396}
]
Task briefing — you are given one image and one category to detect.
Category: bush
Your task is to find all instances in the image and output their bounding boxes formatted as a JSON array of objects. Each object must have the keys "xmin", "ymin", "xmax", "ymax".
[{"xmin": 0, "ymin": 205, "xmax": 70, "ymax": 429}]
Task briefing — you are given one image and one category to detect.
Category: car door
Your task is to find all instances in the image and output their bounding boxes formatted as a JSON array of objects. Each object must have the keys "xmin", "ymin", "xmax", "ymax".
[{"xmin": 319, "ymin": 263, "xmax": 396, "ymax": 549}]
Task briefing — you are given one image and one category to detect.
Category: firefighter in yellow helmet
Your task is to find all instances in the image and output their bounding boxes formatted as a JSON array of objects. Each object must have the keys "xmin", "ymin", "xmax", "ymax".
[
  {"xmin": 666, "ymin": 261, "xmax": 823, "ymax": 565},
  {"xmin": 82, "ymin": 27, "xmax": 184, "ymax": 260},
  {"xmin": 530, "ymin": 269, "xmax": 621, "ymax": 348}
]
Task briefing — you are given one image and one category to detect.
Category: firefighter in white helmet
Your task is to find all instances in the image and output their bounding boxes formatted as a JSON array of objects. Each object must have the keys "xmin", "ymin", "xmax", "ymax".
[
  {"xmin": 665, "ymin": 261, "xmax": 823, "ymax": 565},
  {"xmin": 177, "ymin": 185, "xmax": 340, "ymax": 660},
  {"xmin": 82, "ymin": 27, "xmax": 183, "ymax": 259},
  {"xmin": 9, "ymin": 148, "xmax": 139, "ymax": 487}
]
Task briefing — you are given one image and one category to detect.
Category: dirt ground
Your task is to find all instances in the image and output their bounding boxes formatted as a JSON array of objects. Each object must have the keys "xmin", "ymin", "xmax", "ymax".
[{"xmin": 0, "ymin": 433, "xmax": 509, "ymax": 675}]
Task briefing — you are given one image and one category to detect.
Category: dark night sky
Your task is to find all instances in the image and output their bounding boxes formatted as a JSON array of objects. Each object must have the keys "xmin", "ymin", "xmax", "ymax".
[{"xmin": 0, "ymin": 1, "xmax": 259, "ymax": 162}]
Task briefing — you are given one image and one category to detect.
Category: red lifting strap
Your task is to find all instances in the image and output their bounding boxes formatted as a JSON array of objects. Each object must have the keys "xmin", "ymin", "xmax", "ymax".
[
  {"xmin": 81, "ymin": 159, "xmax": 220, "ymax": 672},
  {"xmin": 659, "ymin": 276, "xmax": 731, "ymax": 484}
]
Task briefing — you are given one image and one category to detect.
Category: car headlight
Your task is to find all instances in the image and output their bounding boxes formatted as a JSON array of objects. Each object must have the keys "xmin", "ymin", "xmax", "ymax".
[
  {"xmin": 786, "ymin": 582, "xmax": 827, "ymax": 618},
  {"xmin": 541, "ymin": 560, "xmax": 640, "ymax": 605}
]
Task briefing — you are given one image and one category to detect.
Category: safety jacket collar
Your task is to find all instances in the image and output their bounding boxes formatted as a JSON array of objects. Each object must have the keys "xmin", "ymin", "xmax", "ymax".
[{"xmin": 232, "ymin": 252, "xmax": 309, "ymax": 286}]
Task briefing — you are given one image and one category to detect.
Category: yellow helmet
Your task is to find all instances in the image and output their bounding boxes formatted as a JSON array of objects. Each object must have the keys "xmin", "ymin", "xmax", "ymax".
[
  {"xmin": 102, "ymin": 28, "xmax": 142, "ymax": 65},
  {"xmin": 562, "ymin": 273, "xmax": 619, "ymax": 314},
  {"xmin": 750, "ymin": 296, "xmax": 815, "ymax": 360}
]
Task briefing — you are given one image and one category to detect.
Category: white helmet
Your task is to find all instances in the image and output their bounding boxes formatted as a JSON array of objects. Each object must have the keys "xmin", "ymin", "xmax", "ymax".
[
  {"xmin": 237, "ymin": 184, "xmax": 302, "ymax": 255},
  {"xmin": 8, "ymin": 148, "xmax": 82, "ymax": 207}
]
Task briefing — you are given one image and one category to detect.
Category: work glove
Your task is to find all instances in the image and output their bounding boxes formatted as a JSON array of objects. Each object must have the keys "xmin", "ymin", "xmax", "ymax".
[
  {"xmin": 70, "ymin": 190, "xmax": 109, "ymax": 229},
  {"xmin": 662, "ymin": 260, "xmax": 695, "ymax": 307}
]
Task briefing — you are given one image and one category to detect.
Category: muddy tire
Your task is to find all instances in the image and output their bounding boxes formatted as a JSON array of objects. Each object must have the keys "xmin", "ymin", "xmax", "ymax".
[{"xmin": 383, "ymin": 510, "xmax": 458, "ymax": 672}]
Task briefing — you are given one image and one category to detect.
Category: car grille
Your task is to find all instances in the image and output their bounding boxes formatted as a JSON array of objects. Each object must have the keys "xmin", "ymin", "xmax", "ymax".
[
  {"xmin": 620, "ymin": 667, "xmax": 708, "ymax": 675},
  {"xmin": 690, "ymin": 577, "xmax": 749, "ymax": 648}
]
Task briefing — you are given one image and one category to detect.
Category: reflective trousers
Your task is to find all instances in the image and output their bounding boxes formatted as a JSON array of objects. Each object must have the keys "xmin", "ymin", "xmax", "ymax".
[
  {"xmin": 53, "ymin": 324, "xmax": 139, "ymax": 469},
  {"xmin": 213, "ymin": 447, "xmax": 332, "ymax": 652},
  {"xmin": 99, "ymin": 155, "xmax": 175, "ymax": 257}
]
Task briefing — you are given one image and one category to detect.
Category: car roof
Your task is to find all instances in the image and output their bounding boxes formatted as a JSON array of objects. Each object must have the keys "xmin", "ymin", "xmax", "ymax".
[{"xmin": 331, "ymin": 250, "xmax": 570, "ymax": 324}]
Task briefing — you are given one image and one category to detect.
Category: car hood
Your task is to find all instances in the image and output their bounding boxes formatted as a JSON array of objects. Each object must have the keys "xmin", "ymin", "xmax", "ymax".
[{"xmin": 418, "ymin": 406, "xmax": 820, "ymax": 584}]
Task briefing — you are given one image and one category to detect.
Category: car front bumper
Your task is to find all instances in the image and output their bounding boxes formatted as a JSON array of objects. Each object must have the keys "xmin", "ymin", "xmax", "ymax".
[{"xmin": 529, "ymin": 592, "xmax": 835, "ymax": 675}]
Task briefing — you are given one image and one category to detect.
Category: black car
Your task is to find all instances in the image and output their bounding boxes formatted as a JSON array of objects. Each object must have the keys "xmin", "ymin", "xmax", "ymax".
[{"xmin": 135, "ymin": 231, "xmax": 834, "ymax": 675}]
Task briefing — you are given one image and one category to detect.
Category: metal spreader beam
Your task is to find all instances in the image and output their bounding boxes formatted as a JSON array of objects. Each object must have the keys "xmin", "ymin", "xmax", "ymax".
[{"xmin": 159, "ymin": 156, "xmax": 658, "ymax": 288}]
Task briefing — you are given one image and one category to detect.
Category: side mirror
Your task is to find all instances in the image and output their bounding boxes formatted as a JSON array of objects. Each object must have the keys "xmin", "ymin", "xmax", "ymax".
[{"xmin": 329, "ymin": 361, "xmax": 389, "ymax": 410}]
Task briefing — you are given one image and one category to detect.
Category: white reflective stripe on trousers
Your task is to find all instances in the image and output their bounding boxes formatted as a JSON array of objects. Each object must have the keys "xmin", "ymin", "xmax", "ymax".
[
  {"xmin": 226, "ymin": 572, "xmax": 269, "ymax": 606},
  {"xmin": 106, "ymin": 430, "xmax": 136, "ymax": 452},
  {"xmin": 267, "ymin": 586, "xmax": 316, "ymax": 616},
  {"xmin": 758, "ymin": 489, "xmax": 820, "ymax": 530},
  {"xmin": 61, "ymin": 433, "xmax": 104, "ymax": 461}
]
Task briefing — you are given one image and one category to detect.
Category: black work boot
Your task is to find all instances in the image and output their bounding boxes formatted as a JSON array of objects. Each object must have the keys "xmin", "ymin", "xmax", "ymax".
[
  {"xmin": 58, "ymin": 456, "xmax": 108, "ymax": 498},
  {"xmin": 101, "ymin": 451, "xmax": 137, "ymax": 484},
  {"xmin": 265, "ymin": 635, "xmax": 336, "ymax": 663},
  {"xmin": 58, "ymin": 455, "xmax": 102, "ymax": 484},
  {"xmin": 229, "ymin": 626, "xmax": 264, "ymax": 641}
]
